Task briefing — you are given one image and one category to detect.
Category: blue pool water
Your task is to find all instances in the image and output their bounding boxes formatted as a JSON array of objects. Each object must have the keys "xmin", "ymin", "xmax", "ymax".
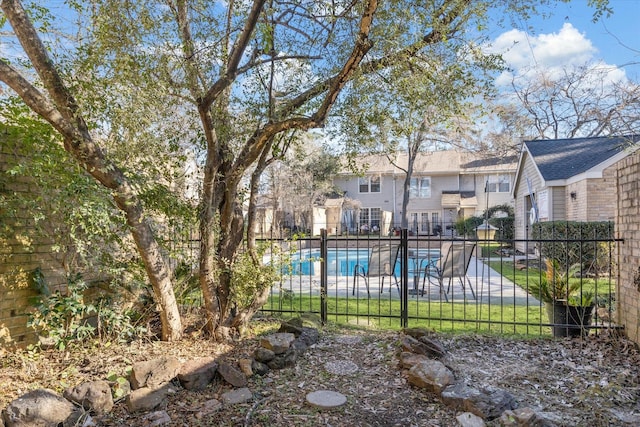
[{"xmin": 286, "ymin": 248, "xmax": 440, "ymax": 277}]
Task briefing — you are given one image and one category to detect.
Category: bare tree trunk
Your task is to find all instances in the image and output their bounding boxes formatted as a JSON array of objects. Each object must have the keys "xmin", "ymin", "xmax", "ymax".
[{"xmin": 401, "ymin": 136, "xmax": 419, "ymax": 230}]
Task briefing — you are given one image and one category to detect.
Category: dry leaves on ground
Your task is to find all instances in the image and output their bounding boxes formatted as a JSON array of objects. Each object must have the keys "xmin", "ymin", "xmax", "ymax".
[{"xmin": 1, "ymin": 319, "xmax": 640, "ymax": 426}]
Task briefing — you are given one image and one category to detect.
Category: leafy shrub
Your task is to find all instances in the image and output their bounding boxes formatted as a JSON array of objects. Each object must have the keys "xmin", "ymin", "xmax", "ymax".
[
  {"xmin": 454, "ymin": 216, "xmax": 484, "ymax": 237},
  {"xmin": 94, "ymin": 299, "xmax": 148, "ymax": 344},
  {"xmin": 453, "ymin": 204, "xmax": 515, "ymax": 241},
  {"xmin": 28, "ymin": 274, "xmax": 97, "ymax": 350},
  {"xmin": 489, "ymin": 217, "xmax": 514, "ymax": 241},
  {"xmin": 531, "ymin": 221, "xmax": 615, "ymax": 272},
  {"xmin": 229, "ymin": 243, "xmax": 285, "ymax": 310},
  {"xmin": 28, "ymin": 274, "xmax": 149, "ymax": 349}
]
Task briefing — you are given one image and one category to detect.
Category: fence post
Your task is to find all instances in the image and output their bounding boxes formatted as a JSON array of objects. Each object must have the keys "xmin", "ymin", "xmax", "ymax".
[
  {"xmin": 401, "ymin": 228, "xmax": 409, "ymax": 328},
  {"xmin": 320, "ymin": 228, "xmax": 328, "ymax": 325}
]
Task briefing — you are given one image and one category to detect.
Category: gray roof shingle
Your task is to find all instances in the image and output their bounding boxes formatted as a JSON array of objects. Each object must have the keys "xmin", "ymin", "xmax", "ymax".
[{"xmin": 525, "ymin": 135, "xmax": 640, "ymax": 181}]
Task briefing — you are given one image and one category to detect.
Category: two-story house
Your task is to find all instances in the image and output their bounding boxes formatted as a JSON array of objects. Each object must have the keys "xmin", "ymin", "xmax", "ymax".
[{"xmin": 332, "ymin": 150, "xmax": 517, "ymax": 235}]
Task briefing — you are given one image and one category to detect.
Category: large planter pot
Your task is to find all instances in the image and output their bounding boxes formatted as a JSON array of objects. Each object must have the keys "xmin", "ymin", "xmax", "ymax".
[{"xmin": 545, "ymin": 302, "xmax": 595, "ymax": 338}]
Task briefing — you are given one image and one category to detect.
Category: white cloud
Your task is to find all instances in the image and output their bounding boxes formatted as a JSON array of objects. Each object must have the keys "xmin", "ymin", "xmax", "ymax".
[{"xmin": 488, "ymin": 23, "xmax": 628, "ymax": 86}]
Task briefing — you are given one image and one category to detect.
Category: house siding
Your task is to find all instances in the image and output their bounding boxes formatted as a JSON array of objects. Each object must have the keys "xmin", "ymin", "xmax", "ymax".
[
  {"xmin": 468, "ymin": 173, "xmax": 514, "ymax": 217},
  {"xmin": 418, "ymin": 175, "xmax": 458, "ymax": 212},
  {"xmin": 514, "ymin": 153, "xmax": 543, "ymax": 252},
  {"xmin": 551, "ymin": 187, "xmax": 565, "ymax": 220},
  {"xmin": 334, "ymin": 151, "xmax": 516, "ymax": 233}
]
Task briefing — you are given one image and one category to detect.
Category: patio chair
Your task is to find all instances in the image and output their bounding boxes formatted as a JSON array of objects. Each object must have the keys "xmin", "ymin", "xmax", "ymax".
[
  {"xmin": 352, "ymin": 244, "xmax": 400, "ymax": 297},
  {"xmin": 421, "ymin": 242, "xmax": 476, "ymax": 302}
]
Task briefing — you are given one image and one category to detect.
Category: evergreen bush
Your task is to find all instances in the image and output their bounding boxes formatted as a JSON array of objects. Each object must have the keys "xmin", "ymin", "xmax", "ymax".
[{"xmin": 531, "ymin": 221, "xmax": 615, "ymax": 272}]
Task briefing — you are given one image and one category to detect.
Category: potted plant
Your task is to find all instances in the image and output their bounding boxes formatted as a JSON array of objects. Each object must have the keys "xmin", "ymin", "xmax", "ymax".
[{"xmin": 527, "ymin": 258, "xmax": 595, "ymax": 337}]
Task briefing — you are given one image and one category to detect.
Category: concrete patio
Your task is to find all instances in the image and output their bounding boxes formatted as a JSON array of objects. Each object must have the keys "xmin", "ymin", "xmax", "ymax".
[{"xmin": 275, "ymin": 256, "xmax": 540, "ymax": 306}]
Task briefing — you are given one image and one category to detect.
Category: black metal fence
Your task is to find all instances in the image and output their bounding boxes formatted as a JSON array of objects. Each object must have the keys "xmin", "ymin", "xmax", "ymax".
[{"xmin": 260, "ymin": 228, "xmax": 622, "ymax": 337}]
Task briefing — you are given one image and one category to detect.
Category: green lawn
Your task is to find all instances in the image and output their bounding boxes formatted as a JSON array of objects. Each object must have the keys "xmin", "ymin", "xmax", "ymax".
[
  {"xmin": 262, "ymin": 294, "xmax": 550, "ymax": 336},
  {"xmin": 477, "ymin": 242, "xmax": 504, "ymax": 258},
  {"xmin": 488, "ymin": 261, "xmax": 615, "ymax": 308}
]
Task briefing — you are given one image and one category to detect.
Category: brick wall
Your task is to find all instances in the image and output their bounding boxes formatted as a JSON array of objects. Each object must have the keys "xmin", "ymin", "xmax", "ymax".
[
  {"xmin": 565, "ymin": 181, "xmax": 587, "ymax": 221},
  {"xmin": 1, "ymin": 139, "xmax": 67, "ymax": 349},
  {"xmin": 565, "ymin": 165, "xmax": 617, "ymax": 223},
  {"xmin": 587, "ymin": 165, "xmax": 618, "ymax": 221},
  {"xmin": 615, "ymin": 152, "xmax": 640, "ymax": 345}
]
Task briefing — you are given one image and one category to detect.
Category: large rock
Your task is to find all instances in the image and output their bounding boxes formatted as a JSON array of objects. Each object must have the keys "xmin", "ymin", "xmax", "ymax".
[
  {"xmin": 2, "ymin": 388, "xmax": 85, "ymax": 427},
  {"xmin": 129, "ymin": 356, "xmax": 182, "ymax": 390},
  {"xmin": 126, "ymin": 384, "xmax": 175, "ymax": 412},
  {"xmin": 297, "ymin": 327, "xmax": 320, "ymax": 347},
  {"xmin": 403, "ymin": 327, "xmax": 436, "ymax": 340},
  {"xmin": 441, "ymin": 383, "xmax": 518, "ymax": 421},
  {"xmin": 399, "ymin": 351, "xmax": 430, "ymax": 369},
  {"xmin": 260, "ymin": 332, "xmax": 296, "ymax": 354},
  {"xmin": 63, "ymin": 380, "xmax": 114, "ymax": 414},
  {"xmin": 218, "ymin": 362, "xmax": 248, "ymax": 387},
  {"xmin": 267, "ymin": 347, "xmax": 298, "ymax": 370},
  {"xmin": 178, "ymin": 357, "xmax": 218, "ymax": 391},
  {"xmin": 251, "ymin": 360, "xmax": 269, "ymax": 376},
  {"xmin": 401, "ymin": 335, "xmax": 446, "ymax": 358},
  {"xmin": 283, "ymin": 314, "xmax": 322, "ymax": 330},
  {"xmin": 500, "ymin": 407, "xmax": 555, "ymax": 427},
  {"xmin": 407, "ymin": 360, "xmax": 454, "ymax": 394},
  {"xmin": 278, "ymin": 321, "xmax": 304, "ymax": 336},
  {"xmin": 456, "ymin": 412, "xmax": 486, "ymax": 427},
  {"xmin": 279, "ymin": 321, "xmax": 320, "ymax": 346},
  {"xmin": 254, "ymin": 347, "xmax": 276, "ymax": 363},
  {"xmin": 221, "ymin": 388, "xmax": 253, "ymax": 405},
  {"xmin": 289, "ymin": 328, "xmax": 319, "ymax": 354},
  {"xmin": 441, "ymin": 383, "xmax": 483, "ymax": 411}
]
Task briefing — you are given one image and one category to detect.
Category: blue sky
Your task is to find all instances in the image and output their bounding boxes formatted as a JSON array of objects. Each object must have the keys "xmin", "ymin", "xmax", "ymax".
[
  {"xmin": 488, "ymin": 0, "xmax": 640, "ymax": 83},
  {"xmin": 4, "ymin": 1, "xmax": 637, "ymax": 80}
]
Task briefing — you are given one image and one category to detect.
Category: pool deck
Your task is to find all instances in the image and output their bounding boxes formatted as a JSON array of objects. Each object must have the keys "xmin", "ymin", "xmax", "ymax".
[{"xmin": 275, "ymin": 256, "xmax": 540, "ymax": 306}]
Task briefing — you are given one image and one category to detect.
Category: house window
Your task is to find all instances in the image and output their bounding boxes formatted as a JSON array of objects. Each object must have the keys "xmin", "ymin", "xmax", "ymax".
[
  {"xmin": 359, "ymin": 176, "xmax": 381, "ymax": 193},
  {"xmin": 431, "ymin": 212, "xmax": 440, "ymax": 234},
  {"xmin": 410, "ymin": 213, "xmax": 418, "ymax": 233},
  {"xmin": 409, "ymin": 177, "xmax": 431, "ymax": 198},
  {"xmin": 360, "ymin": 208, "xmax": 381, "ymax": 228},
  {"xmin": 420, "ymin": 213, "xmax": 430, "ymax": 233},
  {"xmin": 487, "ymin": 175, "xmax": 510, "ymax": 193}
]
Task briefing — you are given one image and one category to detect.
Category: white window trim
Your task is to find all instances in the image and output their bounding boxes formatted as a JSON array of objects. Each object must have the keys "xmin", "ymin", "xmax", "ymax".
[
  {"xmin": 410, "ymin": 176, "xmax": 431, "ymax": 198},
  {"xmin": 487, "ymin": 174, "xmax": 511, "ymax": 193},
  {"xmin": 358, "ymin": 175, "xmax": 381, "ymax": 193}
]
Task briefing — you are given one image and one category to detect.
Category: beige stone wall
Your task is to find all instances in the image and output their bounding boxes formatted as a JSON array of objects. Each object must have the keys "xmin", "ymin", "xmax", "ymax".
[
  {"xmin": 1, "ymin": 141, "xmax": 67, "ymax": 349},
  {"xmin": 615, "ymin": 152, "xmax": 640, "ymax": 345}
]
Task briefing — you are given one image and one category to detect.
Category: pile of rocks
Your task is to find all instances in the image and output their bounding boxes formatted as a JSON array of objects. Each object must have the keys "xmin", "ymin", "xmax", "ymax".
[
  {"xmin": 0, "ymin": 318, "xmax": 320, "ymax": 427},
  {"xmin": 399, "ymin": 328, "xmax": 554, "ymax": 427}
]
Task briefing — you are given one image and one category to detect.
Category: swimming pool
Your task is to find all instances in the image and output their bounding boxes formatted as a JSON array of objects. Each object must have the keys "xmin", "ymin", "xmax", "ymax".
[{"xmin": 285, "ymin": 248, "xmax": 441, "ymax": 277}]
